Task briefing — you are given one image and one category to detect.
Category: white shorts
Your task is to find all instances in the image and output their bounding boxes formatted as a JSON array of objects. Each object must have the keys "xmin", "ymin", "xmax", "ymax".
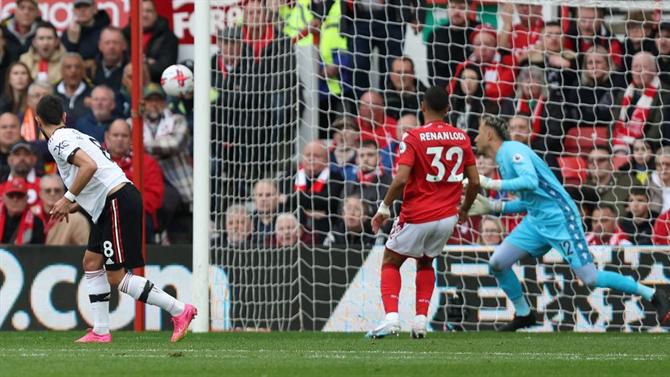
[{"xmin": 385, "ymin": 215, "xmax": 458, "ymax": 258}]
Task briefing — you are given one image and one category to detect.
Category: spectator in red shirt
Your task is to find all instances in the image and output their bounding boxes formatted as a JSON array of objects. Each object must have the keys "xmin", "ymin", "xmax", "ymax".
[
  {"xmin": 447, "ymin": 25, "xmax": 516, "ymax": 111},
  {"xmin": 105, "ymin": 119, "xmax": 164, "ymax": 243},
  {"xmin": 563, "ymin": 7, "xmax": 624, "ymax": 70},
  {"xmin": 612, "ymin": 52, "xmax": 670, "ymax": 154},
  {"xmin": 585, "ymin": 204, "xmax": 632, "ymax": 246},
  {"xmin": 498, "ymin": 2, "xmax": 544, "ymax": 63},
  {"xmin": 357, "ymin": 91, "xmax": 397, "ymax": 150},
  {"xmin": 0, "ymin": 177, "xmax": 44, "ymax": 244}
]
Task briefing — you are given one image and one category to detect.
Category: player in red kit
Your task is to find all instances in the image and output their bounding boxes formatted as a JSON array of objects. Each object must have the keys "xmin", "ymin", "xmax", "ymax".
[{"xmin": 368, "ymin": 86, "xmax": 480, "ymax": 339}]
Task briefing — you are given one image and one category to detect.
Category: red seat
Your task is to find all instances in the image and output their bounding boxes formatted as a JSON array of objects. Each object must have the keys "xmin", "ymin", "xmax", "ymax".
[
  {"xmin": 564, "ymin": 126, "xmax": 609, "ymax": 154},
  {"xmin": 558, "ymin": 156, "xmax": 588, "ymax": 185}
]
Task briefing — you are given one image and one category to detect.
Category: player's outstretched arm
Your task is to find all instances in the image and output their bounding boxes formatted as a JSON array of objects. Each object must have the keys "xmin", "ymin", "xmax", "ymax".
[
  {"xmin": 371, "ymin": 164, "xmax": 411, "ymax": 233},
  {"xmin": 480, "ymin": 150, "xmax": 539, "ymax": 192},
  {"xmin": 467, "ymin": 196, "xmax": 527, "ymax": 216}
]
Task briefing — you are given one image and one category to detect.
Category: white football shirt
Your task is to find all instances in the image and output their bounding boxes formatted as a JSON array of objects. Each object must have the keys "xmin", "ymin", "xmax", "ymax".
[{"xmin": 48, "ymin": 128, "xmax": 130, "ymax": 223}]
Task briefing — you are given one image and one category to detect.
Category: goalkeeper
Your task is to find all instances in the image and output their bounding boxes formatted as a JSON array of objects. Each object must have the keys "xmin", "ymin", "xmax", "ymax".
[{"xmin": 469, "ymin": 115, "xmax": 670, "ymax": 331}]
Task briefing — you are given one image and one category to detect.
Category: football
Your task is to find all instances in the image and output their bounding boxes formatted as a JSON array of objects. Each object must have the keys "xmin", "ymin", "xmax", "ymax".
[{"xmin": 160, "ymin": 64, "xmax": 194, "ymax": 97}]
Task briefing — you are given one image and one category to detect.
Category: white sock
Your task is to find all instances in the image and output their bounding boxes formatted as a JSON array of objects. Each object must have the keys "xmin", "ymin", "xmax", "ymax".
[
  {"xmin": 85, "ymin": 269, "xmax": 110, "ymax": 335},
  {"xmin": 385, "ymin": 312, "xmax": 399, "ymax": 323},
  {"xmin": 119, "ymin": 273, "xmax": 185, "ymax": 316}
]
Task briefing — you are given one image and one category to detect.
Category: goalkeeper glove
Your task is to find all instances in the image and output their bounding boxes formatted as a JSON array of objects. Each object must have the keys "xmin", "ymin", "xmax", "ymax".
[
  {"xmin": 468, "ymin": 194, "xmax": 504, "ymax": 216},
  {"xmin": 479, "ymin": 175, "xmax": 503, "ymax": 191}
]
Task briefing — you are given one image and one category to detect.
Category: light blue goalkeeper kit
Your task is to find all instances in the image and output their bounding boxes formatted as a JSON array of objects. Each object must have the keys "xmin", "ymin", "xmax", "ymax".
[
  {"xmin": 495, "ymin": 141, "xmax": 591, "ymax": 268},
  {"xmin": 490, "ymin": 141, "xmax": 654, "ymax": 318}
]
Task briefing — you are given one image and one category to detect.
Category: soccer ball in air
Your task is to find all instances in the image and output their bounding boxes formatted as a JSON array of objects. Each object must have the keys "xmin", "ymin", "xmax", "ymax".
[{"xmin": 160, "ymin": 64, "xmax": 194, "ymax": 97}]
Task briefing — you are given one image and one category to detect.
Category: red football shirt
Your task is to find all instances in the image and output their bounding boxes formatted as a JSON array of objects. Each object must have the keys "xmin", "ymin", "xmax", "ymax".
[{"xmin": 396, "ymin": 121, "xmax": 476, "ymax": 224}]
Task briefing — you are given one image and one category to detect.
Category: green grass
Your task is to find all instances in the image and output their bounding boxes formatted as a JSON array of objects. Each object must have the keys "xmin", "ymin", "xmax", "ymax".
[{"xmin": 1, "ymin": 332, "xmax": 669, "ymax": 377}]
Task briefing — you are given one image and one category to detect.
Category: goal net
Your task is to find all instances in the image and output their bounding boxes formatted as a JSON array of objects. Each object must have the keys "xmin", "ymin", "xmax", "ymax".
[{"xmin": 205, "ymin": 0, "xmax": 670, "ymax": 332}]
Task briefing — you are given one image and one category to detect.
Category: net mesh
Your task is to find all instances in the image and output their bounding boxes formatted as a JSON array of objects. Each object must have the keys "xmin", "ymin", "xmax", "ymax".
[{"xmin": 210, "ymin": 0, "xmax": 670, "ymax": 332}]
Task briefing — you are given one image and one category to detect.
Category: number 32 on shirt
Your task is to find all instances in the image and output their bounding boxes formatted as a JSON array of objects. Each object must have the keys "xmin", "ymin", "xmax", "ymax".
[{"xmin": 425, "ymin": 146, "xmax": 463, "ymax": 182}]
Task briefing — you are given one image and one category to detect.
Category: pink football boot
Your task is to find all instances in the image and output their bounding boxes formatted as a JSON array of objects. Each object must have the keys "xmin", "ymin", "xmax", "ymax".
[
  {"xmin": 170, "ymin": 304, "xmax": 198, "ymax": 342},
  {"xmin": 75, "ymin": 329, "xmax": 112, "ymax": 343}
]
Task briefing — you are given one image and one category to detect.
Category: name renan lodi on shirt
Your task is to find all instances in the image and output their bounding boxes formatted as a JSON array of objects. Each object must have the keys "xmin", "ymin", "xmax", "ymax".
[{"xmin": 418, "ymin": 131, "xmax": 467, "ymax": 142}]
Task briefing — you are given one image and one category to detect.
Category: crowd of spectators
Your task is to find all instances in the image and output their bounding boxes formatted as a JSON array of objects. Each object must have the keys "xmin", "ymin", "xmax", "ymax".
[
  {"xmin": 4, "ymin": 0, "xmax": 670, "ymax": 250},
  {"xmin": 0, "ymin": 0, "xmax": 186, "ymax": 245}
]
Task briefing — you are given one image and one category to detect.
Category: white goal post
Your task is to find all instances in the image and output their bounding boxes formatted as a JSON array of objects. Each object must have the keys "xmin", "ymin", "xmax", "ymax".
[{"xmin": 192, "ymin": 0, "xmax": 211, "ymax": 333}]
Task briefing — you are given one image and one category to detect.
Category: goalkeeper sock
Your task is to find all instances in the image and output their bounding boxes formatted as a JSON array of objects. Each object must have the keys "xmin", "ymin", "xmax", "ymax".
[
  {"xmin": 415, "ymin": 265, "xmax": 435, "ymax": 316},
  {"xmin": 381, "ymin": 263, "xmax": 401, "ymax": 314},
  {"xmin": 492, "ymin": 267, "xmax": 530, "ymax": 316},
  {"xmin": 119, "ymin": 273, "xmax": 186, "ymax": 316},
  {"xmin": 595, "ymin": 271, "xmax": 655, "ymax": 301},
  {"xmin": 85, "ymin": 269, "xmax": 110, "ymax": 335}
]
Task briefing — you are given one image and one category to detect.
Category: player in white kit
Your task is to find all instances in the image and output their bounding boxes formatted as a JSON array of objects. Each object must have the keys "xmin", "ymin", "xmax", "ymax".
[{"xmin": 36, "ymin": 94, "xmax": 196, "ymax": 343}]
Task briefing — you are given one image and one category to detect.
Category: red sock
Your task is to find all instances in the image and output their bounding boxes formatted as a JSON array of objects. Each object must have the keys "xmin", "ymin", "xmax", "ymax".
[
  {"xmin": 415, "ymin": 264, "xmax": 435, "ymax": 316},
  {"xmin": 381, "ymin": 263, "xmax": 401, "ymax": 313}
]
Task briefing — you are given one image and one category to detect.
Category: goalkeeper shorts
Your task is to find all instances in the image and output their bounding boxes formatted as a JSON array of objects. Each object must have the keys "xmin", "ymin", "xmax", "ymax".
[
  {"xmin": 505, "ymin": 216, "xmax": 593, "ymax": 269},
  {"xmin": 385, "ymin": 215, "xmax": 458, "ymax": 258}
]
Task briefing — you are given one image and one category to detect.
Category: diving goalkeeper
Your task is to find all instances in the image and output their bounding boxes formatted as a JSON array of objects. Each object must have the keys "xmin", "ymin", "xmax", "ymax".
[{"xmin": 468, "ymin": 115, "xmax": 670, "ymax": 331}]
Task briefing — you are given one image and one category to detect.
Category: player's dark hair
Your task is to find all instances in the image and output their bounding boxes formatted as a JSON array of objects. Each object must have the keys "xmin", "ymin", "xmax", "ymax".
[
  {"xmin": 36, "ymin": 94, "xmax": 64, "ymax": 126},
  {"xmin": 481, "ymin": 115, "xmax": 510, "ymax": 141},
  {"xmin": 423, "ymin": 86, "xmax": 449, "ymax": 114}
]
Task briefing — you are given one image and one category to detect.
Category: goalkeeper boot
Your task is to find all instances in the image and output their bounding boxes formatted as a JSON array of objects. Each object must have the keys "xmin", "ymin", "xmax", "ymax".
[
  {"xmin": 171, "ymin": 304, "xmax": 198, "ymax": 343},
  {"xmin": 366, "ymin": 317, "xmax": 401, "ymax": 339},
  {"xmin": 410, "ymin": 315, "xmax": 427, "ymax": 339},
  {"xmin": 75, "ymin": 329, "xmax": 112, "ymax": 343},
  {"xmin": 497, "ymin": 311, "xmax": 537, "ymax": 332},
  {"xmin": 652, "ymin": 289, "xmax": 670, "ymax": 325}
]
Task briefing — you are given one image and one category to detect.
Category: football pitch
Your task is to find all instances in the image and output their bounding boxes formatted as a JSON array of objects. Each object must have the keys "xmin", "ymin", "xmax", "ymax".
[{"xmin": 1, "ymin": 332, "xmax": 669, "ymax": 377}]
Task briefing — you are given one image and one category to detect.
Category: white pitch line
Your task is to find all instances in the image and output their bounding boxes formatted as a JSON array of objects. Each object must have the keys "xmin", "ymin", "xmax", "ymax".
[{"xmin": 1, "ymin": 348, "xmax": 664, "ymax": 361}]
